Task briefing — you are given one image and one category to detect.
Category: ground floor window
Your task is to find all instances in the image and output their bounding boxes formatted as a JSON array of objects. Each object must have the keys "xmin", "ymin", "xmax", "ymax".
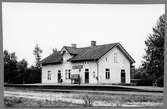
[
  {"xmin": 85, "ymin": 69, "xmax": 89, "ymax": 83},
  {"xmin": 65, "ymin": 69, "xmax": 71, "ymax": 79},
  {"xmin": 93, "ymin": 71, "xmax": 96, "ymax": 78},
  {"xmin": 105, "ymin": 69, "xmax": 110, "ymax": 79},
  {"xmin": 121, "ymin": 69, "xmax": 126, "ymax": 83},
  {"xmin": 47, "ymin": 71, "xmax": 51, "ymax": 80}
]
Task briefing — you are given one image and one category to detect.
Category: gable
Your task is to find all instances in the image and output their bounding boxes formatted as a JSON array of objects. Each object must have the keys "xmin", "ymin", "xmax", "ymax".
[
  {"xmin": 98, "ymin": 44, "xmax": 135, "ymax": 64},
  {"xmin": 61, "ymin": 47, "xmax": 73, "ymax": 62},
  {"xmin": 99, "ymin": 46, "xmax": 130, "ymax": 64}
]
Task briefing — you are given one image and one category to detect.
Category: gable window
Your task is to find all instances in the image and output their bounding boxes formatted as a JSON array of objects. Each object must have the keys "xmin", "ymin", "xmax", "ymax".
[
  {"xmin": 123, "ymin": 59, "xmax": 125, "ymax": 65},
  {"xmin": 65, "ymin": 69, "xmax": 71, "ymax": 79},
  {"xmin": 105, "ymin": 69, "xmax": 110, "ymax": 79},
  {"xmin": 114, "ymin": 53, "xmax": 118, "ymax": 63},
  {"xmin": 47, "ymin": 71, "xmax": 51, "ymax": 80},
  {"xmin": 62, "ymin": 50, "xmax": 66, "ymax": 54}
]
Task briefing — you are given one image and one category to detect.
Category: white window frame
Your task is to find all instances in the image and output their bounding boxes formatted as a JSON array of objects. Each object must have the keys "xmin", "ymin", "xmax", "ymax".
[
  {"xmin": 47, "ymin": 71, "xmax": 51, "ymax": 80},
  {"xmin": 114, "ymin": 53, "xmax": 118, "ymax": 63},
  {"xmin": 65, "ymin": 69, "xmax": 71, "ymax": 79},
  {"xmin": 93, "ymin": 71, "xmax": 96, "ymax": 78},
  {"xmin": 105, "ymin": 69, "xmax": 110, "ymax": 79}
]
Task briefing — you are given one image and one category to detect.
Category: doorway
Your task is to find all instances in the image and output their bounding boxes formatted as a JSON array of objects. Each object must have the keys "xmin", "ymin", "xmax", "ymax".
[
  {"xmin": 58, "ymin": 70, "xmax": 62, "ymax": 83},
  {"xmin": 85, "ymin": 69, "xmax": 89, "ymax": 84},
  {"xmin": 121, "ymin": 69, "xmax": 126, "ymax": 83}
]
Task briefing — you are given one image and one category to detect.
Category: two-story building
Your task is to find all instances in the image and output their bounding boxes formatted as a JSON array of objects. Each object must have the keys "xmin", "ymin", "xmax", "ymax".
[{"xmin": 41, "ymin": 41, "xmax": 135, "ymax": 84}]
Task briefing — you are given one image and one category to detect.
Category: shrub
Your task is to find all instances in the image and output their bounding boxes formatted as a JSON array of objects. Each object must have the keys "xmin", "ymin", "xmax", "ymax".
[
  {"xmin": 4, "ymin": 97, "xmax": 23, "ymax": 107},
  {"xmin": 81, "ymin": 94, "xmax": 95, "ymax": 107}
]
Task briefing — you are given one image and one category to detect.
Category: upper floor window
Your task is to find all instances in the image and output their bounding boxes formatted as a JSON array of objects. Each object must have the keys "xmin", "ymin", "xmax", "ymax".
[
  {"xmin": 114, "ymin": 53, "xmax": 118, "ymax": 63},
  {"xmin": 105, "ymin": 69, "xmax": 110, "ymax": 79},
  {"xmin": 123, "ymin": 59, "xmax": 125, "ymax": 65},
  {"xmin": 47, "ymin": 71, "xmax": 51, "ymax": 80},
  {"xmin": 62, "ymin": 50, "xmax": 66, "ymax": 54}
]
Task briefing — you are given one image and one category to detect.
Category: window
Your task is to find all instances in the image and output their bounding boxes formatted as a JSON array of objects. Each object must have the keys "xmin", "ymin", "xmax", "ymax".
[
  {"xmin": 105, "ymin": 69, "xmax": 110, "ymax": 79},
  {"xmin": 106, "ymin": 58, "xmax": 107, "ymax": 62},
  {"xmin": 85, "ymin": 62, "xmax": 89, "ymax": 64},
  {"xmin": 68, "ymin": 70, "xmax": 71, "ymax": 79},
  {"xmin": 85, "ymin": 69, "xmax": 89, "ymax": 72},
  {"xmin": 62, "ymin": 50, "xmax": 66, "ymax": 54},
  {"xmin": 123, "ymin": 59, "xmax": 125, "ymax": 65},
  {"xmin": 93, "ymin": 72, "xmax": 96, "ymax": 78},
  {"xmin": 65, "ymin": 69, "xmax": 71, "ymax": 79},
  {"xmin": 47, "ymin": 71, "xmax": 51, "ymax": 80},
  {"xmin": 114, "ymin": 53, "xmax": 118, "ymax": 63}
]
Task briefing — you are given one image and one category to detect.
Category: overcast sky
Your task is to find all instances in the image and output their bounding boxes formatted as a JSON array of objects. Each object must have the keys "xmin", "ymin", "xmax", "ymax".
[{"xmin": 2, "ymin": 3, "xmax": 165, "ymax": 68}]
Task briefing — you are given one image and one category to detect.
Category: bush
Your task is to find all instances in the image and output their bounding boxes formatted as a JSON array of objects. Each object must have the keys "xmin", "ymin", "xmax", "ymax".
[
  {"xmin": 4, "ymin": 97, "xmax": 23, "ymax": 107},
  {"xmin": 81, "ymin": 94, "xmax": 95, "ymax": 107},
  {"xmin": 157, "ymin": 76, "xmax": 164, "ymax": 87}
]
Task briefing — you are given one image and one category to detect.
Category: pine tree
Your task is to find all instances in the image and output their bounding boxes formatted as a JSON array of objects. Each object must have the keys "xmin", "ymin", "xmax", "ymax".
[
  {"xmin": 142, "ymin": 14, "xmax": 165, "ymax": 86},
  {"xmin": 33, "ymin": 44, "xmax": 43, "ymax": 69}
]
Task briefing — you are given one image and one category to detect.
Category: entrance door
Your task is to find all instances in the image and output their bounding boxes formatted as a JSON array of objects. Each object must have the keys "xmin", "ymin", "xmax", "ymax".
[
  {"xmin": 121, "ymin": 69, "xmax": 126, "ymax": 83},
  {"xmin": 58, "ymin": 70, "xmax": 61, "ymax": 83},
  {"xmin": 85, "ymin": 69, "xmax": 89, "ymax": 84}
]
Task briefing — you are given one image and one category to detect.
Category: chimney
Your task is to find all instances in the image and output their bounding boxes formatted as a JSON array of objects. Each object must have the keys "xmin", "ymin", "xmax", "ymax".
[
  {"xmin": 71, "ymin": 44, "xmax": 77, "ymax": 48},
  {"xmin": 91, "ymin": 41, "xmax": 96, "ymax": 47}
]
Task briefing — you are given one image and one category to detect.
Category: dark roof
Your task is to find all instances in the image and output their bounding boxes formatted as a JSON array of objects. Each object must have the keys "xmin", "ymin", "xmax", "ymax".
[
  {"xmin": 41, "ymin": 43, "xmax": 135, "ymax": 65},
  {"xmin": 64, "ymin": 46, "xmax": 85, "ymax": 55},
  {"xmin": 68, "ymin": 43, "xmax": 118, "ymax": 62},
  {"xmin": 41, "ymin": 51, "xmax": 63, "ymax": 65}
]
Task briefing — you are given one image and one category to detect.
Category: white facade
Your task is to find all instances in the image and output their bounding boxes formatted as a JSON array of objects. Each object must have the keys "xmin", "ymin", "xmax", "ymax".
[
  {"xmin": 98, "ymin": 47, "xmax": 130, "ymax": 84},
  {"xmin": 42, "ymin": 46, "xmax": 132, "ymax": 84}
]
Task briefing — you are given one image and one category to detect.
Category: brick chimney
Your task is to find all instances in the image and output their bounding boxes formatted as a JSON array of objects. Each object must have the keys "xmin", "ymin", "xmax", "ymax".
[
  {"xmin": 91, "ymin": 41, "xmax": 96, "ymax": 47},
  {"xmin": 71, "ymin": 44, "xmax": 77, "ymax": 48}
]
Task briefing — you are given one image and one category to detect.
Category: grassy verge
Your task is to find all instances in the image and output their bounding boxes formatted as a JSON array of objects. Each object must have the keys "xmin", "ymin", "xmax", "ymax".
[
  {"xmin": 4, "ymin": 96, "xmax": 83, "ymax": 107},
  {"xmin": 72, "ymin": 92, "xmax": 163, "ymax": 102},
  {"xmin": 4, "ymin": 87, "xmax": 163, "ymax": 107}
]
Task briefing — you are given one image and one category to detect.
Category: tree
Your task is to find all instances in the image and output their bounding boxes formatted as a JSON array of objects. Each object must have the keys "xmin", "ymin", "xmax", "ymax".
[
  {"xmin": 32, "ymin": 44, "xmax": 43, "ymax": 83},
  {"xmin": 33, "ymin": 44, "xmax": 43, "ymax": 69},
  {"xmin": 16, "ymin": 59, "xmax": 28, "ymax": 84},
  {"xmin": 142, "ymin": 14, "xmax": 165, "ymax": 86},
  {"xmin": 4, "ymin": 50, "xmax": 18, "ymax": 84}
]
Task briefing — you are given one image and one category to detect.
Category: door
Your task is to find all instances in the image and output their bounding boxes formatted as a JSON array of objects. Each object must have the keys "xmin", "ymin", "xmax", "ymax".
[
  {"xmin": 121, "ymin": 69, "xmax": 126, "ymax": 83},
  {"xmin": 85, "ymin": 69, "xmax": 89, "ymax": 84},
  {"xmin": 58, "ymin": 70, "xmax": 61, "ymax": 83}
]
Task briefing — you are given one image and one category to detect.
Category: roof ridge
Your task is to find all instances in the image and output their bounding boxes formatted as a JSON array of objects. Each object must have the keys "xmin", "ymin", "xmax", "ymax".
[{"xmin": 64, "ymin": 42, "xmax": 119, "ymax": 49}]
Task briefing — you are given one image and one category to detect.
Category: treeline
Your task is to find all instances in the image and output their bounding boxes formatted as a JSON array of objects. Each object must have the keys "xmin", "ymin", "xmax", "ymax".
[
  {"xmin": 4, "ymin": 44, "xmax": 42, "ymax": 84},
  {"xmin": 131, "ymin": 14, "xmax": 165, "ymax": 87}
]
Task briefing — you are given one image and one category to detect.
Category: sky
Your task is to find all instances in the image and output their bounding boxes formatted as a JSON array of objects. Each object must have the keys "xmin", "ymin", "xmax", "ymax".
[{"xmin": 2, "ymin": 3, "xmax": 165, "ymax": 68}]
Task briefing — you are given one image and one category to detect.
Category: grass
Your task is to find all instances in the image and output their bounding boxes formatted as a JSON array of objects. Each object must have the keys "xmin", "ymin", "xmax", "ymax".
[
  {"xmin": 4, "ymin": 87, "xmax": 163, "ymax": 107},
  {"xmin": 76, "ymin": 93, "xmax": 163, "ymax": 103},
  {"xmin": 4, "ymin": 96, "xmax": 84, "ymax": 107}
]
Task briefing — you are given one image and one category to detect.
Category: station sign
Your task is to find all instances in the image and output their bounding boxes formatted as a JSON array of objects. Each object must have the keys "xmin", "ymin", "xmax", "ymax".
[{"xmin": 72, "ymin": 65, "xmax": 83, "ymax": 69}]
